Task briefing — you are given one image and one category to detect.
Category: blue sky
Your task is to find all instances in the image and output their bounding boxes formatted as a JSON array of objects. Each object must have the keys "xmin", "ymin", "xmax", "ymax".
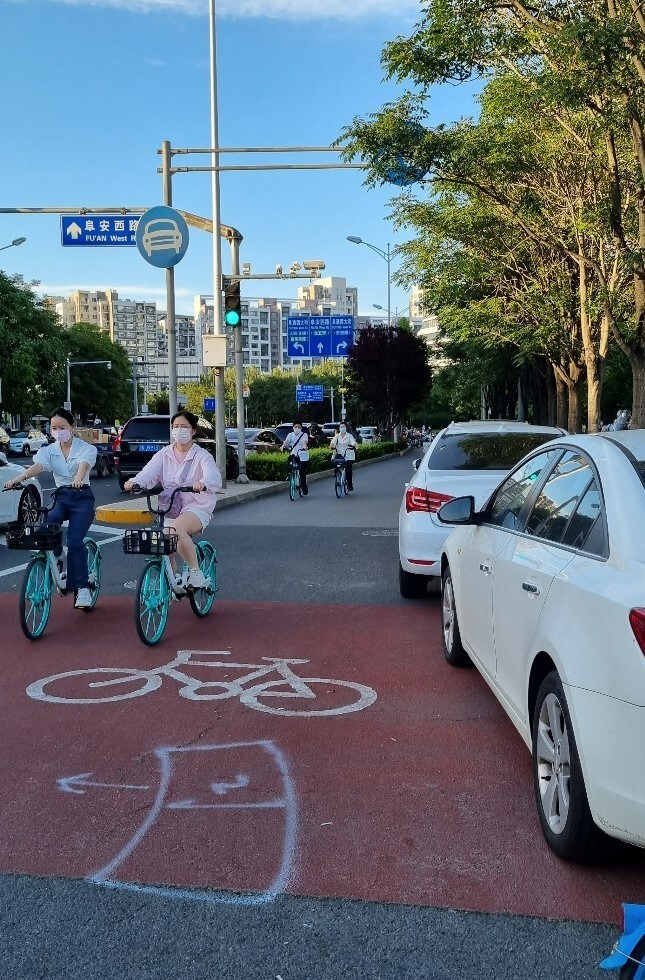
[{"xmin": 0, "ymin": 0, "xmax": 478, "ymax": 317}]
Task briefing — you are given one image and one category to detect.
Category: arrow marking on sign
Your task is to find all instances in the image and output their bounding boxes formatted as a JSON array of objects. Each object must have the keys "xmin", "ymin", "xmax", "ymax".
[
  {"xmin": 66, "ymin": 222, "xmax": 83, "ymax": 240},
  {"xmin": 58, "ymin": 772, "xmax": 150, "ymax": 795},
  {"xmin": 336, "ymin": 341, "xmax": 348, "ymax": 353},
  {"xmin": 294, "ymin": 343, "xmax": 305, "ymax": 353}
]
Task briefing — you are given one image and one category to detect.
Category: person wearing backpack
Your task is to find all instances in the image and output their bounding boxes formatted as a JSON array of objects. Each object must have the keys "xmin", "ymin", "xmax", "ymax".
[
  {"xmin": 123, "ymin": 410, "xmax": 221, "ymax": 589},
  {"xmin": 281, "ymin": 419, "xmax": 309, "ymax": 495}
]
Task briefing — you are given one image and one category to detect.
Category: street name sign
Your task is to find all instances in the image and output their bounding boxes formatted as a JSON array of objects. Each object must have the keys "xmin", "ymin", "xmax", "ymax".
[
  {"xmin": 296, "ymin": 384, "xmax": 324, "ymax": 403},
  {"xmin": 203, "ymin": 397, "xmax": 216, "ymax": 412},
  {"xmin": 286, "ymin": 316, "xmax": 354, "ymax": 359},
  {"xmin": 61, "ymin": 214, "xmax": 142, "ymax": 246}
]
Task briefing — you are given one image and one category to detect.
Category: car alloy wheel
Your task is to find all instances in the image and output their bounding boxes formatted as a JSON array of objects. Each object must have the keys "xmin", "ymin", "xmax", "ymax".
[
  {"xmin": 18, "ymin": 486, "xmax": 39, "ymax": 524},
  {"xmin": 23, "ymin": 444, "xmax": 31, "ymax": 457},
  {"xmin": 532, "ymin": 671, "xmax": 602, "ymax": 861},
  {"xmin": 440, "ymin": 566, "xmax": 470, "ymax": 667}
]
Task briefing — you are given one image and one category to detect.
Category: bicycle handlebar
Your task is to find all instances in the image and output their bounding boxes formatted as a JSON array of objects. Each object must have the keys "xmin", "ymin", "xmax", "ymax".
[{"xmin": 130, "ymin": 483, "xmax": 201, "ymax": 517}]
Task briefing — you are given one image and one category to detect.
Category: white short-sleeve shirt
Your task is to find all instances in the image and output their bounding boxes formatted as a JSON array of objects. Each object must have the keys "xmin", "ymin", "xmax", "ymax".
[{"xmin": 33, "ymin": 438, "xmax": 97, "ymax": 487}]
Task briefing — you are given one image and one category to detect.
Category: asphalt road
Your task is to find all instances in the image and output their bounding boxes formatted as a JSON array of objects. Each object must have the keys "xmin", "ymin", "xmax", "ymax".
[{"xmin": 0, "ymin": 454, "xmax": 627, "ymax": 980}]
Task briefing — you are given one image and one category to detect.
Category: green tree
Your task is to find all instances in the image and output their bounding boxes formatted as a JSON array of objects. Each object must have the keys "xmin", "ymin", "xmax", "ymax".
[
  {"xmin": 63, "ymin": 323, "xmax": 133, "ymax": 423},
  {"xmin": 0, "ymin": 272, "xmax": 65, "ymax": 421},
  {"xmin": 347, "ymin": 325, "xmax": 431, "ymax": 434}
]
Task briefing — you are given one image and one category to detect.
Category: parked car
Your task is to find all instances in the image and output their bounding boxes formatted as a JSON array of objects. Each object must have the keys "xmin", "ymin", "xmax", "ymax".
[
  {"xmin": 112, "ymin": 414, "xmax": 238, "ymax": 491},
  {"xmin": 398, "ymin": 420, "xmax": 567, "ymax": 598},
  {"xmin": 272, "ymin": 422, "xmax": 324, "ymax": 449},
  {"xmin": 8, "ymin": 429, "xmax": 49, "ymax": 457},
  {"xmin": 91, "ymin": 442, "xmax": 116, "ymax": 479},
  {"xmin": 225, "ymin": 428, "xmax": 283, "ymax": 453},
  {"xmin": 0, "ymin": 452, "xmax": 42, "ymax": 525},
  {"xmin": 437, "ymin": 430, "xmax": 645, "ymax": 861},
  {"xmin": 358, "ymin": 426, "xmax": 379, "ymax": 444}
]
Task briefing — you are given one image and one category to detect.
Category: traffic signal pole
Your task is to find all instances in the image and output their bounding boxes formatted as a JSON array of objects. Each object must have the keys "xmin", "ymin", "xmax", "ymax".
[{"xmin": 228, "ymin": 238, "xmax": 249, "ymax": 482}]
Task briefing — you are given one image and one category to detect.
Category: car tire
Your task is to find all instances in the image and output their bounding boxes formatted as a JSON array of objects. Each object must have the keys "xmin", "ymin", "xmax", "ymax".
[
  {"xmin": 96, "ymin": 456, "xmax": 109, "ymax": 479},
  {"xmin": 22, "ymin": 444, "xmax": 31, "ymax": 457},
  {"xmin": 532, "ymin": 671, "xmax": 603, "ymax": 861},
  {"xmin": 18, "ymin": 485, "xmax": 40, "ymax": 524},
  {"xmin": 399, "ymin": 563, "xmax": 429, "ymax": 598},
  {"xmin": 441, "ymin": 565, "xmax": 471, "ymax": 667}
]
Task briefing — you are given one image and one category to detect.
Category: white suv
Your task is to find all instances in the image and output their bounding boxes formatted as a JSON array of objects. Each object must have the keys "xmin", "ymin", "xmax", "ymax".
[{"xmin": 398, "ymin": 420, "xmax": 566, "ymax": 597}]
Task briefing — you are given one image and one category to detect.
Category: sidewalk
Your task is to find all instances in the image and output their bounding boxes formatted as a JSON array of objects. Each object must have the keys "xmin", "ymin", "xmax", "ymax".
[{"xmin": 95, "ymin": 448, "xmax": 409, "ymax": 525}]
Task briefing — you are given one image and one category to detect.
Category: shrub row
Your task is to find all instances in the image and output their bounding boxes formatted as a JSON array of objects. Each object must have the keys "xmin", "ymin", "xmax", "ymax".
[{"xmin": 245, "ymin": 441, "xmax": 405, "ymax": 482}]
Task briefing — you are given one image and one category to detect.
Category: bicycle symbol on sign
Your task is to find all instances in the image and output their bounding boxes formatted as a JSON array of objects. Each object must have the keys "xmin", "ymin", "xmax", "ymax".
[{"xmin": 26, "ymin": 649, "xmax": 378, "ymax": 718}]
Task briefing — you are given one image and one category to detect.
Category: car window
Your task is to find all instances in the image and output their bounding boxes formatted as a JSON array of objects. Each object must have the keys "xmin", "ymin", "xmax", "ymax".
[
  {"xmin": 427, "ymin": 432, "xmax": 559, "ymax": 471},
  {"xmin": 525, "ymin": 452, "xmax": 596, "ymax": 544},
  {"xmin": 121, "ymin": 419, "xmax": 169, "ymax": 440},
  {"xmin": 487, "ymin": 449, "xmax": 561, "ymax": 530},
  {"xmin": 560, "ymin": 482, "xmax": 605, "ymax": 555}
]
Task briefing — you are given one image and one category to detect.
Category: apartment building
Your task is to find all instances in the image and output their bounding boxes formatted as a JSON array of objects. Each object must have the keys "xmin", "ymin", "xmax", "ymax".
[{"xmin": 150, "ymin": 314, "xmax": 201, "ymax": 392}]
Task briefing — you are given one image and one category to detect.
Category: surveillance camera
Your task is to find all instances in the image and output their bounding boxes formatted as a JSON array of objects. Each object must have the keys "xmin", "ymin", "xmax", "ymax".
[
  {"xmin": 302, "ymin": 260, "xmax": 326, "ymax": 271},
  {"xmin": 290, "ymin": 262, "xmax": 302, "ymax": 273},
  {"xmin": 242, "ymin": 262, "xmax": 251, "ymax": 275},
  {"xmin": 276, "ymin": 264, "xmax": 283, "ymax": 275}
]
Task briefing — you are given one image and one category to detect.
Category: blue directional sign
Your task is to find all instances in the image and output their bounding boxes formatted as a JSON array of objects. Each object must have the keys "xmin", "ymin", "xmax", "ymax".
[
  {"xmin": 136, "ymin": 206, "xmax": 189, "ymax": 269},
  {"xmin": 61, "ymin": 214, "xmax": 142, "ymax": 247},
  {"xmin": 286, "ymin": 316, "xmax": 354, "ymax": 358},
  {"xmin": 203, "ymin": 397, "xmax": 216, "ymax": 412},
  {"xmin": 296, "ymin": 384, "xmax": 324, "ymax": 403}
]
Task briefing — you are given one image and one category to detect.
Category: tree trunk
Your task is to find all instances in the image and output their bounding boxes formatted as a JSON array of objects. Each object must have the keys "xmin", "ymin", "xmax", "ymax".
[
  {"xmin": 629, "ymin": 349, "xmax": 645, "ymax": 425},
  {"xmin": 554, "ymin": 366, "xmax": 568, "ymax": 429},
  {"xmin": 547, "ymin": 363, "xmax": 557, "ymax": 426},
  {"xmin": 568, "ymin": 370, "xmax": 583, "ymax": 433},
  {"xmin": 586, "ymin": 357, "xmax": 602, "ymax": 433}
]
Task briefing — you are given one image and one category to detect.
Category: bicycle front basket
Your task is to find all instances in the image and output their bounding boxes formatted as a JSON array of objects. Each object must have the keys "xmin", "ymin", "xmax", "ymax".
[
  {"xmin": 123, "ymin": 528, "xmax": 178, "ymax": 555},
  {"xmin": 6, "ymin": 521, "xmax": 63, "ymax": 551}
]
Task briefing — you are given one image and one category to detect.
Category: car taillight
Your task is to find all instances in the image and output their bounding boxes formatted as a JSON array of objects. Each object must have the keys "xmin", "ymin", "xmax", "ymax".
[
  {"xmin": 629, "ymin": 608, "xmax": 645, "ymax": 655},
  {"xmin": 112, "ymin": 435, "xmax": 122, "ymax": 452},
  {"xmin": 405, "ymin": 486, "xmax": 454, "ymax": 513}
]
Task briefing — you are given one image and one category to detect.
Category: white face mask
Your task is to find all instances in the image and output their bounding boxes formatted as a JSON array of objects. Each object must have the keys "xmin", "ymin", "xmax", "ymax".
[
  {"xmin": 339, "ymin": 426, "xmax": 347, "ymax": 434},
  {"xmin": 52, "ymin": 429, "xmax": 72, "ymax": 443},
  {"xmin": 172, "ymin": 428, "xmax": 192, "ymax": 445}
]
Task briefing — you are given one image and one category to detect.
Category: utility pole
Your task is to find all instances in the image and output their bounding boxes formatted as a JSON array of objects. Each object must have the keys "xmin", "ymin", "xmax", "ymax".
[
  {"xmin": 229, "ymin": 235, "xmax": 249, "ymax": 482},
  {"xmin": 161, "ymin": 140, "xmax": 178, "ymax": 420},
  {"xmin": 132, "ymin": 358, "xmax": 140, "ymax": 416}
]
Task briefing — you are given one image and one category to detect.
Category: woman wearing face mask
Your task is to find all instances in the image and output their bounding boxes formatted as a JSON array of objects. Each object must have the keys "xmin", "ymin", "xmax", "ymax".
[
  {"xmin": 123, "ymin": 411, "xmax": 222, "ymax": 590},
  {"xmin": 281, "ymin": 419, "xmax": 309, "ymax": 495},
  {"xmin": 329, "ymin": 422, "xmax": 357, "ymax": 491},
  {"xmin": 4, "ymin": 407, "xmax": 98, "ymax": 609}
]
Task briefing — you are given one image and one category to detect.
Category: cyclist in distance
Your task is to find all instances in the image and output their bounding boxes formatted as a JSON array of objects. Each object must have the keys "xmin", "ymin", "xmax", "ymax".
[
  {"xmin": 281, "ymin": 418, "xmax": 309, "ymax": 495},
  {"xmin": 3, "ymin": 406, "xmax": 97, "ymax": 609},
  {"xmin": 329, "ymin": 421, "xmax": 357, "ymax": 491},
  {"xmin": 123, "ymin": 410, "xmax": 222, "ymax": 589}
]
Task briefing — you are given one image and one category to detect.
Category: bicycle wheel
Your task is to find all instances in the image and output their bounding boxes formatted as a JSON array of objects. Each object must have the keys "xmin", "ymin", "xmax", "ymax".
[
  {"xmin": 84, "ymin": 537, "xmax": 101, "ymax": 609},
  {"xmin": 343, "ymin": 471, "xmax": 350, "ymax": 495},
  {"xmin": 334, "ymin": 468, "xmax": 342, "ymax": 498},
  {"xmin": 289, "ymin": 468, "xmax": 296, "ymax": 501},
  {"xmin": 240, "ymin": 677, "xmax": 378, "ymax": 717},
  {"xmin": 189, "ymin": 541, "xmax": 217, "ymax": 617},
  {"xmin": 136, "ymin": 560, "xmax": 170, "ymax": 646},
  {"xmin": 26, "ymin": 667, "xmax": 161, "ymax": 704},
  {"xmin": 19, "ymin": 555, "xmax": 53, "ymax": 640}
]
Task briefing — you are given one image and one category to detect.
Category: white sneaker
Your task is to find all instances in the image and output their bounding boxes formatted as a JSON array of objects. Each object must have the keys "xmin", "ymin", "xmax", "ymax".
[
  {"xmin": 187, "ymin": 568, "xmax": 209, "ymax": 590},
  {"xmin": 75, "ymin": 588, "xmax": 93, "ymax": 609}
]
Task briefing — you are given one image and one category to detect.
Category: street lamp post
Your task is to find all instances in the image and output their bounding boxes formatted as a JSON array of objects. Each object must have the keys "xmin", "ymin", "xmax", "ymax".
[
  {"xmin": 347, "ymin": 236, "xmax": 391, "ymax": 325},
  {"xmin": 372, "ymin": 303, "xmax": 409, "ymax": 324},
  {"xmin": 65, "ymin": 358, "xmax": 112, "ymax": 415},
  {"xmin": 0, "ymin": 237, "xmax": 26, "ymax": 252}
]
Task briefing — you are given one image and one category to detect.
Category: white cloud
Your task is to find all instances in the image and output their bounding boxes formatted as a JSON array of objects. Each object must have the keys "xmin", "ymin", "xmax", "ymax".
[{"xmin": 10, "ymin": 0, "xmax": 418, "ymax": 19}]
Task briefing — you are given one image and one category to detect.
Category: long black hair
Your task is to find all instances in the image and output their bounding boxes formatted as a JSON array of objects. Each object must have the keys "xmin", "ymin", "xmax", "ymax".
[{"xmin": 50, "ymin": 407, "xmax": 74, "ymax": 425}]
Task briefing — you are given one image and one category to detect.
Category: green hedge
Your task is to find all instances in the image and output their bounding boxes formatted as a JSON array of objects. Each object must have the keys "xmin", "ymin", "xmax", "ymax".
[{"xmin": 245, "ymin": 441, "xmax": 405, "ymax": 481}]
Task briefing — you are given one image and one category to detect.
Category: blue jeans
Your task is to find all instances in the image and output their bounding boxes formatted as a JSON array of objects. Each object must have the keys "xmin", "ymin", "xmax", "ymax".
[{"xmin": 47, "ymin": 486, "xmax": 95, "ymax": 590}]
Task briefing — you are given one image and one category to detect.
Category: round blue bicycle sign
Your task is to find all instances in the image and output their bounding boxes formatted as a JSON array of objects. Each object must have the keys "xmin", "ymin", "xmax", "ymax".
[{"xmin": 136, "ymin": 206, "xmax": 189, "ymax": 268}]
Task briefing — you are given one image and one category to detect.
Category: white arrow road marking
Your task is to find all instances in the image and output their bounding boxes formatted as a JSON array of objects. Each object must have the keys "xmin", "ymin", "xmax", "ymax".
[
  {"xmin": 167, "ymin": 799, "xmax": 286, "ymax": 811},
  {"xmin": 58, "ymin": 772, "xmax": 150, "ymax": 795}
]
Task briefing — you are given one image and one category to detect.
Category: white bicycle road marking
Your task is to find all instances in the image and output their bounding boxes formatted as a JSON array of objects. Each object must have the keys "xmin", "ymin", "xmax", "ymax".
[{"xmin": 26, "ymin": 649, "xmax": 378, "ymax": 717}]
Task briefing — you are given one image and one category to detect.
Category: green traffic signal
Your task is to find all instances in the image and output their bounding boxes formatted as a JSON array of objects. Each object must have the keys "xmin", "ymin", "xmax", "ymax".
[{"xmin": 223, "ymin": 276, "xmax": 242, "ymax": 329}]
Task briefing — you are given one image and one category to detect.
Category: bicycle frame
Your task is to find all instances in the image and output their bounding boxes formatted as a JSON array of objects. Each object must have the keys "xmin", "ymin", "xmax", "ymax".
[{"xmin": 602, "ymin": 904, "xmax": 645, "ymax": 973}]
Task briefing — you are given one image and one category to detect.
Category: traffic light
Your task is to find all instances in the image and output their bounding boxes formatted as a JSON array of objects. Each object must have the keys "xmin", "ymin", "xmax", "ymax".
[{"xmin": 223, "ymin": 276, "xmax": 242, "ymax": 328}]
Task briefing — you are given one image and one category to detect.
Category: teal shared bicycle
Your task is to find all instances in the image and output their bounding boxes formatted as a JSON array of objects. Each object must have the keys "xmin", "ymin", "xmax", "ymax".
[
  {"xmin": 124, "ymin": 484, "xmax": 217, "ymax": 646},
  {"xmin": 287, "ymin": 454, "xmax": 303, "ymax": 501},
  {"xmin": 4, "ymin": 487, "xmax": 101, "ymax": 640}
]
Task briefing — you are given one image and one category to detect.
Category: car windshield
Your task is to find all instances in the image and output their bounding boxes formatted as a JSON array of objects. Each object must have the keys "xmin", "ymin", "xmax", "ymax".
[
  {"xmin": 121, "ymin": 419, "xmax": 169, "ymax": 440},
  {"xmin": 12, "ymin": 432, "xmax": 27, "ymax": 439},
  {"xmin": 428, "ymin": 432, "xmax": 558, "ymax": 470}
]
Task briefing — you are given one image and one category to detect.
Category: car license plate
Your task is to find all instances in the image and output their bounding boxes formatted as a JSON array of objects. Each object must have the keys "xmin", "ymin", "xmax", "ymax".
[{"xmin": 138, "ymin": 443, "xmax": 160, "ymax": 452}]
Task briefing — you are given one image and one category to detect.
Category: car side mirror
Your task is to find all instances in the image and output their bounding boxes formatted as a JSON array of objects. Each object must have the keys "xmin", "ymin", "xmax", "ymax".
[
  {"xmin": 412, "ymin": 458, "xmax": 421, "ymax": 471},
  {"xmin": 437, "ymin": 495, "xmax": 478, "ymax": 525}
]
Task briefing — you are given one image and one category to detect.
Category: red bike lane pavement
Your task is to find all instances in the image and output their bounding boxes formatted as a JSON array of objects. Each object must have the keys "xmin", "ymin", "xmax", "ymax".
[{"xmin": 0, "ymin": 594, "xmax": 641, "ymax": 923}]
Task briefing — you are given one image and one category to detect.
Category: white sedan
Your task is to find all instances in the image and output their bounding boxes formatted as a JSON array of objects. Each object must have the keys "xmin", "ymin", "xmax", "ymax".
[
  {"xmin": 0, "ymin": 452, "xmax": 42, "ymax": 527},
  {"xmin": 438, "ymin": 430, "xmax": 645, "ymax": 860},
  {"xmin": 8, "ymin": 429, "xmax": 49, "ymax": 457},
  {"xmin": 398, "ymin": 420, "xmax": 566, "ymax": 597}
]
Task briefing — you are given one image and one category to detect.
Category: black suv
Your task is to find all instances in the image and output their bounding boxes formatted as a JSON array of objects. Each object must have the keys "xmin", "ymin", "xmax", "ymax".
[{"xmin": 113, "ymin": 414, "xmax": 239, "ymax": 491}]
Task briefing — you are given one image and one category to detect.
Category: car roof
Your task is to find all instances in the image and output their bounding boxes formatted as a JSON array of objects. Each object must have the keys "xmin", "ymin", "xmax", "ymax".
[{"xmin": 437, "ymin": 420, "xmax": 566, "ymax": 436}]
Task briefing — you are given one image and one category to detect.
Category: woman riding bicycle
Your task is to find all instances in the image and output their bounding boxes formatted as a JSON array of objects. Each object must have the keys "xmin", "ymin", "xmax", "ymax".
[
  {"xmin": 281, "ymin": 419, "xmax": 309, "ymax": 495},
  {"xmin": 3, "ymin": 407, "xmax": 97, "ymax": 609},
  {"xmin": 123, "ymin": 410, "xmax": 221, "ymax": 590},
  {"xmin": 330, "ymin": 422, "xmax": 357, "ymax": 491}
]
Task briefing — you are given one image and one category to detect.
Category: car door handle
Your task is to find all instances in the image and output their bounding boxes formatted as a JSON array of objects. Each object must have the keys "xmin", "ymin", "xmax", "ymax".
[
  {"xmin": 522, "ymin": 582, "xmax": 541, "ymax": 595},
  {"xmin": 479, "ymin": 562, "xmax": 492, "ymax": 573}
]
